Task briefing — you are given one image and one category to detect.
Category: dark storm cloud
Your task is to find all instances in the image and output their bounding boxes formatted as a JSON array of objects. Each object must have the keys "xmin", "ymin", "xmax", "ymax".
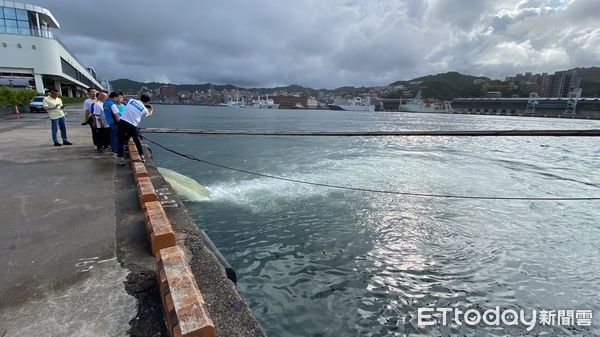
[{"xmin": 31, "ymin": 0, "xmax": 600, "ymax": 88}]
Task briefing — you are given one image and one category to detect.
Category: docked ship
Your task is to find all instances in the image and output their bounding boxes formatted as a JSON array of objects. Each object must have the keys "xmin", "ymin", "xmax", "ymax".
[
  {"xmin": 398, "ymin": 90, "xmax": 453, "ymax": 113},
  {"xmin": 328, "ymin": 97, "xmax": 375, "ymax": 112},
  {"xmin": 252, "ymin": 95, "xmax": 279, "ymax": 109},
  {"xmin": 219, "ymin": 97, "xmax": 247, "ymax": 108}
]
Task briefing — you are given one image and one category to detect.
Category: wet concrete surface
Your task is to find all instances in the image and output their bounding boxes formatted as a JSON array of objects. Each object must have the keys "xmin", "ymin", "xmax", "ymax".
[
  {"xmin": 0, "ymin": 107, "xmax": 266, "ymax": 336},
  {"xmin": 0, "ymin": 108, "xmax": 159, "ymax": 336}
]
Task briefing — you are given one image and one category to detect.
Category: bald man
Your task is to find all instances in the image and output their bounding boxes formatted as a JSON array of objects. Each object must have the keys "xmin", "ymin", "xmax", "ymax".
[{"xmin": 93, "ymin": 92, "xmax": 110, "ymax": 152}]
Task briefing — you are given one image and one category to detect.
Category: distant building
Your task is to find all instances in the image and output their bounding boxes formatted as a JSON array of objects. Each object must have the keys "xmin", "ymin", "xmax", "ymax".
[
  {"xmin": 551, "ymin": 70, "xmax": 581, "ymax": 98},
  {"xmin": 506, "ymin": 70, "xmax": 581, "ymax": 98},
  {"xmin": 159, "ymin": 85, "xmax": 176, "ymax": 97},
  {"xmin": 0, "ymin": 2, "xmax": 103, "ymax": 95},
  {"xmin": 306, "ymin": 97, "xmax": 318, "ymax": 108},
  {"xmin": 101, "ymin": 80, "xmax": 112, "ymax": 93},
  {"xmin": 138, "ymin": 86, "xmax": 151, "ymax": 98},
  {"xmin": 159, "ymin": 85, "xmax": 177, "ymax": 102},
  {"xmin": 272, "ymin": 95, "xmax": 308, "ymax": 109}
]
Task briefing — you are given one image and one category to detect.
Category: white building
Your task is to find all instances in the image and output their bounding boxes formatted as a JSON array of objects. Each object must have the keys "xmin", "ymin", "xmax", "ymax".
[{"xmin": 0, "ymin": 1, "xmax": 103, "ymax": 96}]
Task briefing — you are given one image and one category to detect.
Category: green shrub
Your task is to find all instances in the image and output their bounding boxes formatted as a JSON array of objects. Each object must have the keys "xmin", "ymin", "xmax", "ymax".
[
  {"xmin": 0, "ymin": 87, "xmax": 85, "ymax": 110},
  {"xmin": 0, "ymin": 86, "xmax": 38, "ymax": 108}
]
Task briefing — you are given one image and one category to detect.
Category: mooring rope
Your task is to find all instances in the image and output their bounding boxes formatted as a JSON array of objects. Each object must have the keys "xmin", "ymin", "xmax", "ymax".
[{"xmin": 141, "ymin": 135, "xmax": 600, "ymax": 201}]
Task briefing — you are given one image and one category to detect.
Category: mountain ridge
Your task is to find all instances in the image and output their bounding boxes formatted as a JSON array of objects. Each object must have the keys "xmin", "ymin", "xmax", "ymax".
[{"xmin": 110, "ymin": 67, "xmax": 600, "ymax": 99}]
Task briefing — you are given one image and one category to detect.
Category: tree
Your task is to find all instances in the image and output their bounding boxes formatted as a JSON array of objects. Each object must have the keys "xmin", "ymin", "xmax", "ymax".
[
  {"xmin": 0, "ymin": 86, "xmax": 12, "ymax": 108},
  {"xmin": 0, "ymin": 86, "xmax": 37, "ymax": 112}
]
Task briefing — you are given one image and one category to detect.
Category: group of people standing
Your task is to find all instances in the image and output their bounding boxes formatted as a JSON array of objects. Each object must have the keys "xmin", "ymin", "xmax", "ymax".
[{"xmin": 83, "ymin": 87, "xmax": 153, "ymax": 166}]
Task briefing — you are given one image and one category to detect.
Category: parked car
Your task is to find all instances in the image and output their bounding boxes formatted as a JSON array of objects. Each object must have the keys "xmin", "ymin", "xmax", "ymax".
[{"xmin": 29, "ymin": 96, "xmax": 46, "ymax": 113}]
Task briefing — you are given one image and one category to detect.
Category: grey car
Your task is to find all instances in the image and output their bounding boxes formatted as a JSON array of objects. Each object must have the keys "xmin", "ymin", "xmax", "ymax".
[{"xmin": 29, "ymin": 96, "xmax": 46, "ymax": 113}]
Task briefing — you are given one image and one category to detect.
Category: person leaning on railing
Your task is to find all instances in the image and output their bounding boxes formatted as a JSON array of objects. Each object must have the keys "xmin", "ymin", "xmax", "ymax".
[{"xmin": 116, "ymin": 94, "xmax": 153, "ymax": 166}]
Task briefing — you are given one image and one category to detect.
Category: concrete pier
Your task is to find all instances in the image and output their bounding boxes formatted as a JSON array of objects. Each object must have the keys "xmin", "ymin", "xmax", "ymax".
[{"xmin": 0, "ymin": 107, "xmax": 265, "ymax": 336}]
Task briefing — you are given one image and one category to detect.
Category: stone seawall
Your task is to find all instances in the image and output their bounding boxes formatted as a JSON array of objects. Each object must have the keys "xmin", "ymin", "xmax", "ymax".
[{"xmin": 139, "ymin": 143, "xmax": 267, "ymax": 336}]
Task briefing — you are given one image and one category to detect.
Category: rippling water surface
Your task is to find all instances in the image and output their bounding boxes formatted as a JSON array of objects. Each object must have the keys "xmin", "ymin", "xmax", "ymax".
[{"xmin": 144, "ymin": 106, "xmax": 600, "ymax": 336}]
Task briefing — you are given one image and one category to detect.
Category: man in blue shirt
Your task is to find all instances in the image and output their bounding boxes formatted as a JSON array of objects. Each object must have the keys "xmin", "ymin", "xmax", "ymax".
[{"xmin": 103, "ymin": 92, "xmax": 121, "ymax": 155}]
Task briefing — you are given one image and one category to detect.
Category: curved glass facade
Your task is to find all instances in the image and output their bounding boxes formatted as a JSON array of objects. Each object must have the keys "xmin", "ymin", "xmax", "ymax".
[{"xmin": 0, "ymin": 6, "xmax": 51, "ymax": 37}]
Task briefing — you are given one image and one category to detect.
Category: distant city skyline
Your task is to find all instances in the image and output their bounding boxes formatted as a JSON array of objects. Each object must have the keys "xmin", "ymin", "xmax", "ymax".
[{"xmin": 32, "ymin": 0, "xmax": 600, "ymax": 89}]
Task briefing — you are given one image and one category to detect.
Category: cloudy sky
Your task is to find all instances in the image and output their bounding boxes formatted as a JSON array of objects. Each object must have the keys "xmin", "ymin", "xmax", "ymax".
[{"xmin": 34, "ymin": 0, "xmax": 599, "ymax": 88}]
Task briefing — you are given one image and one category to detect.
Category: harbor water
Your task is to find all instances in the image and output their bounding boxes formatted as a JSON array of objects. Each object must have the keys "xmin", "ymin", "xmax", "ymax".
[{"xmin": 144, "ymin": 106, "xmax": 600, "ymax": 336}]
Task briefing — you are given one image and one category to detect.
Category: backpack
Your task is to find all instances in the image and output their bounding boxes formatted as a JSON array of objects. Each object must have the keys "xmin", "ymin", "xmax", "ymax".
[{"xmin": 83, "ymin": 102, "xmax": 95, "ymax": 127}]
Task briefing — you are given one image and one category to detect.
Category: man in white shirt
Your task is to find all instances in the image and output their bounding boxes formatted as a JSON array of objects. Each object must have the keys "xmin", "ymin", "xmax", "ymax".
[
  {"xmin": 93, "ymin": 92, "xmax": 110, "ymax": 152},
  {"xmin": 43, "ymin": 88, "xmax": 72, "ymax": 146},
  {"xmin": 82, "ymin": 87, "xmax": 98, "ymax": 148},
  {"xmin": 116, "ymin": 94, "xmax": 153, "ymax": 166}
]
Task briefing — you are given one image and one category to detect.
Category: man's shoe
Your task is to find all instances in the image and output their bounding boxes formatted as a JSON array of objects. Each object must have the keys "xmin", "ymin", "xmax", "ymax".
[
  {"xmin": 116, "ymin": 158, "xmax": 125, "ymax": 167},
  {"xmin": 54, "ymin": 142, "xmax": 62, "ymax": 146},
  {"xmin": 63, "ymin": 141, "xmax": 73, "ymax": 145}
]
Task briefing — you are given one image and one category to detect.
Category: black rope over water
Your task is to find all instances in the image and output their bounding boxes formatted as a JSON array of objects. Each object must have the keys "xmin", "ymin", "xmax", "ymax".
[
  {"xmin": 141, "ymin": 135, "xmax": 600, "ymax": 201},
  {"xmin": 141, "ymin": 128, "xmax": 600, "ymax": 137}
]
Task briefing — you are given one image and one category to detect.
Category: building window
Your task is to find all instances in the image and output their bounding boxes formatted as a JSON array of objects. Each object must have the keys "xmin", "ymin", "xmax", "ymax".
[
  {"xmin": 468, "ymin": 108, "xmax": 472, "ymax": 112},
  {"xmin": 502, "ymin": 109, "xmax": 506, "ymax": 113},
  {"xmin": 3, "ymin": 7, "xmax": 16, "ymax": 20},
  {"xmin": 492, "ymin": 109, "xmax": 497, "ymax": 113},
  {"xmin": 476, "ymin": 109, "xmax": 480, "ymax": 112},
  {"xmin": 4, "ymin": 18, "xmax": 18, "ymax": 34},
  {"xmin": 17, "ymin": 19, "xmax": 30, "ymax": 35},
  {"xmin": 61, "ymin": 57, "xmax": 94, "ymax": 87},
  {"xmin": 15, "ymin": 9, "xmax": 28, "ymax": 21},
  {"xmin": 510, "ymin": 109, "xmax": 516, "ymax": 113},
  {"xmin": 484, "ymin": 109, "xmax": 489, "ymax": 113},
  {"xmin": 0, "ymin": 7, "xmax": 31, "ymax": 36},
  {"xmin": 61, "ymin": 57, "xmax": 79, "ymax": 80}
]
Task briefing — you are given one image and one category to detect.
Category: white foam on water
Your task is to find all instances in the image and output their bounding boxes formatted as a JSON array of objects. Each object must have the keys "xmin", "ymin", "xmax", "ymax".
[
  {"xmin": 204, "ymin": 155, "xmax": 408, "ymax": 210},
  {"xmin": 158, "ymin": 167, "xmax": 211, "ymax": 201},
  {"xmin": 207, "ymin": 175, "xmax": 328, "ymax": 210}
]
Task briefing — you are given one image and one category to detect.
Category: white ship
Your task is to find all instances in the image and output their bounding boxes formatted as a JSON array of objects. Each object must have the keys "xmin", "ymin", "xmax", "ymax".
[
  {"xmin": 219, "ymin": 97, "xmax": 247, "ymax": 108},
  {"xmin": 328, "ymin": 97, "xmax": 375, "ymax": 112},
  {"xmin": 398, "ymin": 90, "xmax": 453, "ymax": 113},
  {"xmin": 252, "ymin": 95, "xmax": 279, "ymax": 109}
]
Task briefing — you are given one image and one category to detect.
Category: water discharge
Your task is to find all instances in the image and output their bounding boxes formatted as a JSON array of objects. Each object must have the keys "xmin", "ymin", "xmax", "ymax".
[{"xmin": 158, "ymin": 167, "xmax": 211, "ymax": 201}]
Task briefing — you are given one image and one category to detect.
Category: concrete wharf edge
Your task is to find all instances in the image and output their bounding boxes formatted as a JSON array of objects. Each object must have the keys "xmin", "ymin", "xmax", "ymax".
[{"xmin": 140, "ymin": 143, "xmax": 267, "ymax": 337}]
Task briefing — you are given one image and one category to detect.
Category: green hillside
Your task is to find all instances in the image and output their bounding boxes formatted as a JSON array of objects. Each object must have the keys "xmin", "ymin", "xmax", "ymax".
[
  {"xmin": 415, "ymin": 72, "xmax": 490, "ymax": 100},
  {"xmin": 389, "ymin": 71, "xmax": 491, "ymax": 100}
]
